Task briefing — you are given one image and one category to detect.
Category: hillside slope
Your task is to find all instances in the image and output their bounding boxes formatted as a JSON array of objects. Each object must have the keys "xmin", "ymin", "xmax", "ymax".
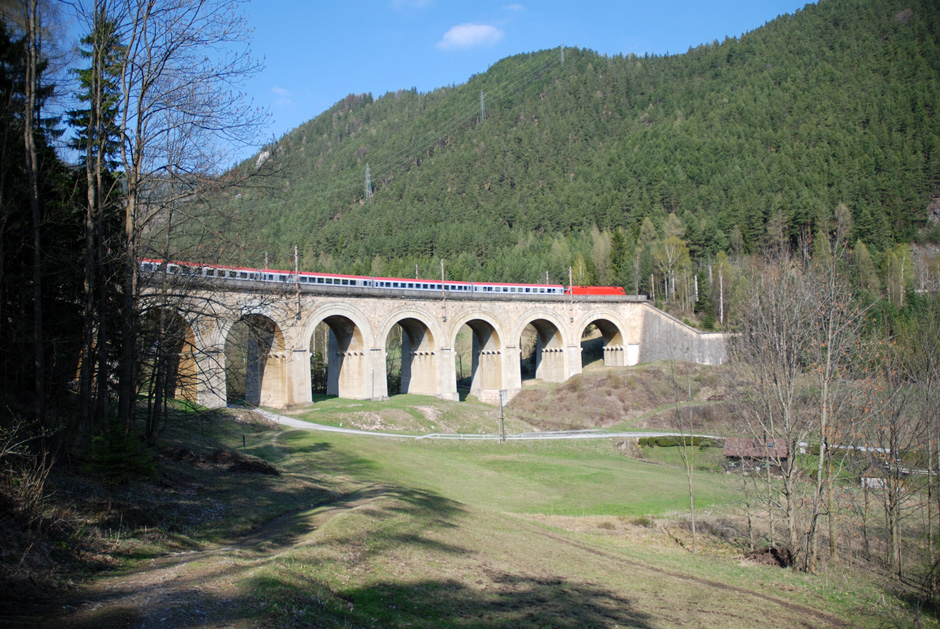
[{"xmin": 209, "ymin": 0, "xmax": 940, "ymax": 284}]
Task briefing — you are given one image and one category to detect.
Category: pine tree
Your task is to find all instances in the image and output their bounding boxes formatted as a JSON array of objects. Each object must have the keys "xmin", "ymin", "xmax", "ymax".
[{"xmin": 68, "ymin": 6, "xmax": 124, "ymax": 441}]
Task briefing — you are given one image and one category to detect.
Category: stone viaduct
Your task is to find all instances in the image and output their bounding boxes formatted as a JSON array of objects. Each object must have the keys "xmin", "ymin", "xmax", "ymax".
[{"xmin": 145, "ymin": 278, "xmax": 727, "ymax": 410}]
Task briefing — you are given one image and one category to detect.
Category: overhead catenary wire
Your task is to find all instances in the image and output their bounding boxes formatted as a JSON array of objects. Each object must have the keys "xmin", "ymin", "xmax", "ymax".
[{"xmin": 275, "ymin": 50, "xmax": 564, "ymax": 205}]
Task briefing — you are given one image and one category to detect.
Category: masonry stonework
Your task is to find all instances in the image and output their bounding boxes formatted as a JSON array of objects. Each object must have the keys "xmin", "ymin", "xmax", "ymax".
[{"xmin": 145, "ymin": 282, "xmax": 727, "ymax": 409}]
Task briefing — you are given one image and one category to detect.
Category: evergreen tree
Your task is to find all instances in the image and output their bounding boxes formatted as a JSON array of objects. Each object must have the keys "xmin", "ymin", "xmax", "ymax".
[{"xmin": 67, "ymin": 6, "xmax": 125, "ymax": 442}]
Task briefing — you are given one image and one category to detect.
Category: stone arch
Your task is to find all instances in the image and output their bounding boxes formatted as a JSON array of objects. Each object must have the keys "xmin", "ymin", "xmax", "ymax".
[
  {"xmin": 379, "ymin": 311, "xmax": 442, "ymax": 397},
  {"xmin": 140, "ymin": 308, "xmax": 199, "ymax": 404},
  {"xmin": 513, "ymin": 310, "xmax": 569, "ymax": 384},
  {"xmin": 577, "ymin": 314, "xmax": 627, "ymax": 369},
  {"xmin": 224, "ymin": 313, "xmax": 289, "ymax": 407},
  {"xmin": 303, "ymin": 304, "xmax": 374, "ymax": 400},
  {"xmin": 450, "ymin": 312, "xmax": 505, "ymax": 405}
]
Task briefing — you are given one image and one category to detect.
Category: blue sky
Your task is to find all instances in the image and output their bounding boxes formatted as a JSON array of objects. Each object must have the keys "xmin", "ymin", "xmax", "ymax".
[{"xmin": 245, "ymin": 1, "xmax": 815, "ymax": 145}]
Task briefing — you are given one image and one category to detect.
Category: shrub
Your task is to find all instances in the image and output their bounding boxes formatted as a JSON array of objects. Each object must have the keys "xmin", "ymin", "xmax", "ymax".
[
  {"xmin": 84, "ymin": 419, "xmax": 157, "ymax": 514},
  {"xmin": 619, "ymin": 515, "xmax": 653, "ymax": 528}
]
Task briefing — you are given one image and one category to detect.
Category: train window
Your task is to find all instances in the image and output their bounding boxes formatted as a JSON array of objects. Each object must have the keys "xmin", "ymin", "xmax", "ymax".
[
  {"xmin": 324, "ymin": 278, "xmax": 332, "ymax": 284},
  {"xmin": 341, "ymin": 279, "xmax": 348, "ymax": 285}
]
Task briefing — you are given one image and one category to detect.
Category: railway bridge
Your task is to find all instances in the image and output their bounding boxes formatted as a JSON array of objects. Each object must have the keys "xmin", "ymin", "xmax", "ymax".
[{"xmin": 143, "ymin": 278, "xmax": 727, "ymax": 409}]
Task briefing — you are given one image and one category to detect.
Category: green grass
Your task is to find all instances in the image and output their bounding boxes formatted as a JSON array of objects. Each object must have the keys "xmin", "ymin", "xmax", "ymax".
[
  {"xmin": 250, "ymin": 430, "xmax": 741, "ymax": 517},
  {"xmin": 219, "ymin": 423, "xmax": 891, "ymax": 627},
  {"xmin": 637, "ymin": 443, "xmax": 729, "ymax": 473},
  {"xmin": 44, "ymin": 396, "xmax": 934, "ymax": 627}
]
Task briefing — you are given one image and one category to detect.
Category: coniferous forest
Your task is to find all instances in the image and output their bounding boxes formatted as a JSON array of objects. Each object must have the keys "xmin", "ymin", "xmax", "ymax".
[{"xmin": 212, "ymin": 0, "xmax": 939, "ymax": 304}]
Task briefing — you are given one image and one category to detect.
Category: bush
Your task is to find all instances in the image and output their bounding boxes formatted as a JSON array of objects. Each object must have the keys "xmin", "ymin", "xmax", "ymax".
[
  {"xmin": 83, "ymin": 420, "xmax": 157, "ymax": 513},
  {"xmin": 619, "ymin": 515, "xmax": 654, "ymax": 528},
  {"xmin": 702, "ymin": 312, "xmax": 716, "ymax": 330}
]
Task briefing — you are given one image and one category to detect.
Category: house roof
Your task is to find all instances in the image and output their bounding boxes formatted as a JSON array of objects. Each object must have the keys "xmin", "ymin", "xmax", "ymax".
[{"xmin": 723, "ymin": 437, "xmax": 789, "ymax": 459}]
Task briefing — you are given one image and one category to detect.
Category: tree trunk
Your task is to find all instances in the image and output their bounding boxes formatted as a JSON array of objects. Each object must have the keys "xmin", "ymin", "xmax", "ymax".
[{"xmin": 23, "ymin": 0, "xmax": 45, "ymax": 426}]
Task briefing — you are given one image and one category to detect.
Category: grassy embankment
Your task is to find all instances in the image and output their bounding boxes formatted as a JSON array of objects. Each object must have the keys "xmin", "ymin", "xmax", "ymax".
[
  {"xmin": 34, "ymin": 387, "xmax": 904, "ymax": 627},
  {"xmin": 25, "ymin": 363, "xmax": 926, "ymax": 627}
]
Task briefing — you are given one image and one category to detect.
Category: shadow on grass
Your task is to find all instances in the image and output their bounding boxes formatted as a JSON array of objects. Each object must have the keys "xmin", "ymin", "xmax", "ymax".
[
  {"xmin": 48, "ymin": 568, "xmax": 654, "ymax": 629},
  {"xmin": 43, "ymin": 480, "xmax": 473, "ymax": 628},
  {"xmin": 236, "ymin": 481, "xmax": 467, "ymax": 556},
  {"xmin": 337, "ymin": 572, "xmax": 656, "ymax": 628}
]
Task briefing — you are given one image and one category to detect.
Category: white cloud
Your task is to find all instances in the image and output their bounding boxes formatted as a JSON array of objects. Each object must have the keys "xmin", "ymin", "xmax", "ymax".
[
  {"xmin": 436, "ymin": 23, "xmax": 504, "ymax": 50},
  {"xmin": 271, "ymin": 87, "xmax": 294, "ymax": 107},
  {"xmin": 503, "ymin": 3, "xmax": 524, "ymax": 10}
]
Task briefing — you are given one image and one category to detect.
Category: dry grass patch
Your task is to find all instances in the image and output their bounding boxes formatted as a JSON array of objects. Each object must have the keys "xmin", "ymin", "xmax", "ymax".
[{"xmin": 508, "ymin": 362, "xmax": 737, "ymax": 432}]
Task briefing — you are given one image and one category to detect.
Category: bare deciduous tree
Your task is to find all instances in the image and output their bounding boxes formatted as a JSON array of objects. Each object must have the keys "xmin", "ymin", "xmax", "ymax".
[
  {"xmin": 70, "ymin": 0, "xmax": 267, "ymax": 428},
  {"xmin": 731, "ymin": 255, "xmax": 817, "ymax": 568}
]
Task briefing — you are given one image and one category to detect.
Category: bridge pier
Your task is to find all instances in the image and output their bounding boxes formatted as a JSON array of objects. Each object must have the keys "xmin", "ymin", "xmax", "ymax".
[
  {"xmin": 534, "ymin": 334, "xmax": 566, "ymax": 383},
  {"xmin": 437, "ymin": 346, "xmax": 460, "ymax": 401},
  {"xmin": 144, "ymin": 282, "xmax": 726, "ymax": 411},
  {"xmin": 469, "ymin": 322, "xmax": 507, "ymax": 405},
  {"xmin": 399, "ymin": 320, "xmax": 438, "ymax": 396},
  {"xmin": 195, "ymin": 347, "xmax": 227, "ymax": 409},
  {"xmin": 288, "ymin": 348, "xmax": 313, "ymax": 405}
]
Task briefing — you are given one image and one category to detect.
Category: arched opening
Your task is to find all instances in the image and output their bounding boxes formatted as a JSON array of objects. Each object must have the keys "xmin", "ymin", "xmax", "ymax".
[
  {"xmin": 310, "ymin": 321, "xmax": 330, "ymax": 397},
  {"xmin": 225, "ymin": 314, "xmax": 285, "ymax": 406},
  {"xmin": 454, "ymin": 320, "xmax": 503, "ymax": 404},
  {"xmin": 308, "ymin": 314, "xmax": 367, "ymax": 399},
  {"xmin": 139, "ymin": 309, "xmax": 197, "ymax": 428},
  {"xmin": 385, "ymin": 318, "xmax": 437, "ymax": 397},
  {"xmin": 519, "ymin": 319, "xmax": 565, "ymax": 385},
  {"xmin": 454, "ymin": 325, "xmax": 473, "ymax": 398},
  {"xmin": 580, "ymin": 319, "xmax": 624, "ymax": 370}
]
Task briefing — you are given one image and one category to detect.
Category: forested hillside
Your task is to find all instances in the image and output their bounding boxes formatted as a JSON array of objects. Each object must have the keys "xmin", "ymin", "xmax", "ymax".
[{"xmin": 208, "ymin": 0, "xmax": 939, "ymax": 290}]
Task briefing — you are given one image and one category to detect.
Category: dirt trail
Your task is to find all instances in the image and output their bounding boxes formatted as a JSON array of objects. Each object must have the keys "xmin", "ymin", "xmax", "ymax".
[
  {"xmin": 41, "ymin": 427, "xmax": 847, "ymax": 628},
  {"xmin": 52, "ymin": 424, "xmax": 367, "ymax": 629},
  {"xmin": 50, "ymin": 489, "xmax": 373, "ymax": 629},
  {"xmin": 47, "ymin": 494, "xmax": 848, "ymax": 628}
]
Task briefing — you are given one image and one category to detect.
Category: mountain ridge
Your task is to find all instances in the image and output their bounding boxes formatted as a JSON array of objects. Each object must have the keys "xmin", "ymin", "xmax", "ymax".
[{"xmin": 210, "ymin": 0, "xmax": 939, "ymax": 287}]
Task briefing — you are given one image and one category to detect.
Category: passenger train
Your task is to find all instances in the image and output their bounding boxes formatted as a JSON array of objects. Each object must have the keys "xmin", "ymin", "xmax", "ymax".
[{"xmin": 139, "ymin": 259, "xmax": 626, "ymax": 296}]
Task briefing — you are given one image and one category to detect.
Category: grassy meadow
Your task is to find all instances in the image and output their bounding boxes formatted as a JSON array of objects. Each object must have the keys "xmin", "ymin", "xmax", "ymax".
[{"xmin": 35, "ymin": 374, "xmax": 929, "ymax": 628}]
